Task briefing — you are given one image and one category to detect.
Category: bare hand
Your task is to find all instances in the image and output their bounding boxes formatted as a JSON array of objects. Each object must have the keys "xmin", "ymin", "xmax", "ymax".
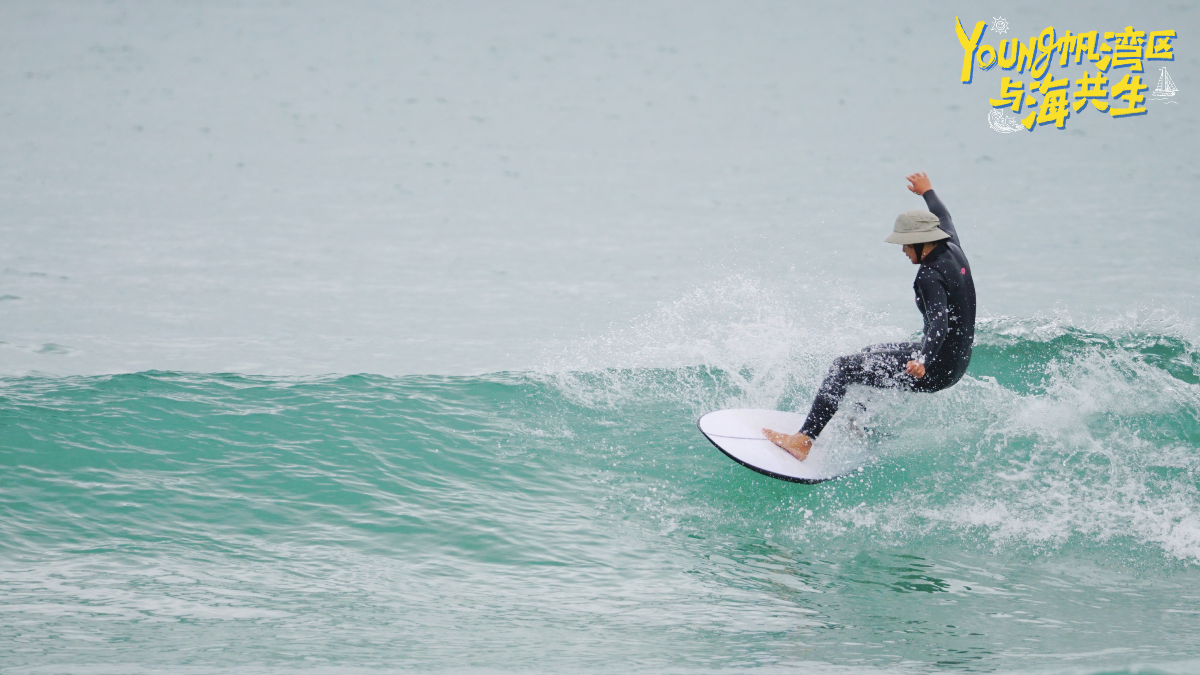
[
  {"xmin": 905, "ymin": 360, "xmax": 926, "ymax": 378},
  {"xmin": 906, "ymin": 172, "xmax": 932, "ymax": 195}
]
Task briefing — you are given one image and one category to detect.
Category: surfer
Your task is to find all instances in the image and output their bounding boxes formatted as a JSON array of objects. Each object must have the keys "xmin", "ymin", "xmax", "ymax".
[{"xmin": 763, "ymin": 172, "xmax": 976, "ymax": 460}]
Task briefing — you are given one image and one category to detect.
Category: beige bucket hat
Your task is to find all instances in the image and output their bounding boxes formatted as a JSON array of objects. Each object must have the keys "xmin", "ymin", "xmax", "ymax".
[{"xmin": 885, "ymin": 209, "xmax": 951, "ymax": 245}]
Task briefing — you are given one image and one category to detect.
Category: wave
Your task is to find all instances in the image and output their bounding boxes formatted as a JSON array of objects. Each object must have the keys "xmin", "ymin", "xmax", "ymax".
[
  {"xmin": 3, "ymin": 280, "xmax": 1199, "ymax": 672},
  {"xmin": 541, "ymin": 278, "xmax": 1200, "ymax": 563},
  {"xmin": 2, "ymin": 316, "xmax": 1198, "ymax": 565}
]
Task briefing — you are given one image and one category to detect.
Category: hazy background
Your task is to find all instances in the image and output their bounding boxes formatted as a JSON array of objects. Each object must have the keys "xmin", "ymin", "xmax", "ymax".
[{"xmin": 1, "ymin": 0, "xmax": 1196, "ymax": 375}]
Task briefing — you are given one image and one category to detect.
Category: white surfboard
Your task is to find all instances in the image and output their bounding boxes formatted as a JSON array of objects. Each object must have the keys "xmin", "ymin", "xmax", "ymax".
[{"xmin": 697, "ymin": 408, "xmax": 868, "ymax": 483}]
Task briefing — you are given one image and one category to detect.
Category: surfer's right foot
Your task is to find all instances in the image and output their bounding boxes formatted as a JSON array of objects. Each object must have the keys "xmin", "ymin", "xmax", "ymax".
[{"xmin": 762, "ymin": 429, "xmax": 812, "ymax": 461}]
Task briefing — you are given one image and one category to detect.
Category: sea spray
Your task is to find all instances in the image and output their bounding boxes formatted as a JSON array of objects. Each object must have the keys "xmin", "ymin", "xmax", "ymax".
[{"xmin": 3, "ymin": 300, "xmax": 1199, "ymax": 671}]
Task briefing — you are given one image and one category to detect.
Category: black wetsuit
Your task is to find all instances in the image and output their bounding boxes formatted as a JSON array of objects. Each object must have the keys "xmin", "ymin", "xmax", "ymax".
[{"xmin": 800, "ymin": 190, "xmax": 976, "ymax": 439}]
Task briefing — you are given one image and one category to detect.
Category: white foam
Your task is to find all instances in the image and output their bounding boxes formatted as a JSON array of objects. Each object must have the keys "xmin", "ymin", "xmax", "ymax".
[
  {"xmin": 802, "ymin": 336, "xmax": 1200, "ymax": 562},
  {"xmin": 547, "ymin": 279, "xmax": 1200, "ymax": 562},
  {"xmin": 543, "ymin": 273, "xmax": 909, "ymax": 410}
]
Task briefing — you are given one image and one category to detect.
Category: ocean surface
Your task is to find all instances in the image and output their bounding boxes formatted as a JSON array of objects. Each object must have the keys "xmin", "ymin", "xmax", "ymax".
[{"xmin": 3, "ymin": 1, "xmax": 1199, "ymax": 674}]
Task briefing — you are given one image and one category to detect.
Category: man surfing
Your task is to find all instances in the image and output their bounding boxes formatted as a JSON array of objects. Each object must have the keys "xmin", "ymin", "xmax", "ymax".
[{"xmin": 763, "ymin": 172, "xmax": 976, "ymax": 460}]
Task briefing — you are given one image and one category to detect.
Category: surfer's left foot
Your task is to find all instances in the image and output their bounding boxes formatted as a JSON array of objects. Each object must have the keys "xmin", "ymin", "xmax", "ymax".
[{"xmin": 762, "ymin": 429, "xmax": 812, "ymax": 461}]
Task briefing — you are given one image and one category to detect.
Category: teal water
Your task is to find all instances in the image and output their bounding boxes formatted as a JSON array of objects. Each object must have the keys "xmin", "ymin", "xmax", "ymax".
[
  {"xmin": 4, "ymin": 318, "xmax": 1200, "ymax": 674},
  {"xmin": 2, "ymin": 1, "xmax": 1198, "ymax": 672}
]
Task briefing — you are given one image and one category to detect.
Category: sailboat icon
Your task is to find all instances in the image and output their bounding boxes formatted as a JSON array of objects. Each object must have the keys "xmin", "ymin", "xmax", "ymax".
[{"xmin": 1152, "ymin": 67, "xmax": 1178, "ymax": 99}]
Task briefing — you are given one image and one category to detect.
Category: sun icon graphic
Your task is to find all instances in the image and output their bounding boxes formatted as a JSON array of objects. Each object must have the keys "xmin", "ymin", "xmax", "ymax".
[{"xmin": 992, "ymin": 16, "xmax": 1010, "ymax": 34}]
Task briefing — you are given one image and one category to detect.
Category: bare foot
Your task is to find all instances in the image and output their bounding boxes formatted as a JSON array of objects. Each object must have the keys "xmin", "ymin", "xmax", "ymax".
[{"xmin": 762, "ymin": 428, "xmax": 812, "ymax": 461}]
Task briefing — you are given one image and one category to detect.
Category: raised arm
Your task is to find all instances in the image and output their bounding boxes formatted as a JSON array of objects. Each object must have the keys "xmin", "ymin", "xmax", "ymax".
[{"xmin": 906, "ymin": 172, "xmax": 960, "ymax": 248}]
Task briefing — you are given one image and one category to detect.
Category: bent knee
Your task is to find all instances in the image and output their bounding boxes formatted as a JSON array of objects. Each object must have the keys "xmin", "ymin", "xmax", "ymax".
[{"xmin": 830, "ymin": 355, "xmax": 860, "ymax": 375}]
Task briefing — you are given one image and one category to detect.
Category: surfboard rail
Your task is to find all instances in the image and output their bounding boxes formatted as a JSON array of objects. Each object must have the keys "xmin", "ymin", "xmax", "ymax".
[{"xmin": 697, "ymin": 409, "xmax": 864, "ymax": 484}]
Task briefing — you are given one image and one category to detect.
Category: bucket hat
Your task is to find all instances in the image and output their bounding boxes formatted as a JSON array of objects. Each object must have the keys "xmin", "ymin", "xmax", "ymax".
[{"xmin": 885, "ymin": 209, "xmax": 951, "ymax": 245}]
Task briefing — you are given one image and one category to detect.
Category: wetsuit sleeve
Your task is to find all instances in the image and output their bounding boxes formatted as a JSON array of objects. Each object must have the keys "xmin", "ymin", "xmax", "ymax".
[
  {"xmin": 916, "ymin": 270, "xmax": 950, "ymax": 365},
  {"xmin": 922, "ymin": 189, "xmax": 960, "ymax": 248}
]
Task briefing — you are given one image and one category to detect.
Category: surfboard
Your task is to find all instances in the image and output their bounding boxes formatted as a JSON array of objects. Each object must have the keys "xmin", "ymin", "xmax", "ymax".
[{"xmin": 697, "ymin": 408, "xmax": 867, "ymax": 483}]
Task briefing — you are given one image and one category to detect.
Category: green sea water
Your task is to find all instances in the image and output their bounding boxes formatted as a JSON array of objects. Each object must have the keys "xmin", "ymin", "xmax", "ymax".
[
  {"xmin": 4, "ymin": 317, "xmax": 1199, "ymax": 674},
  {"xmin": 2, "ymin": 2, "xmax": 1198, "ymax": 672}
]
